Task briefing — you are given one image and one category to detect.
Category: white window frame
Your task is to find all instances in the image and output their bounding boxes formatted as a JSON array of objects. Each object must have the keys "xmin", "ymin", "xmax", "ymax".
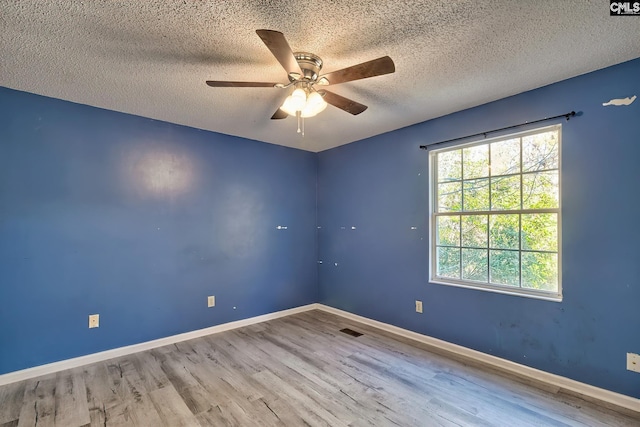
[{"xmin": 428, "ymin": 125, "xmax": 562, "ymax": 301}]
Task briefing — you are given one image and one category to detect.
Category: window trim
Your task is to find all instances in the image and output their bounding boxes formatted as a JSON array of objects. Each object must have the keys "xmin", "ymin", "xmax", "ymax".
[{"xmin": 428, "ymin": 125, "xmax": 562, "ymax": 302}]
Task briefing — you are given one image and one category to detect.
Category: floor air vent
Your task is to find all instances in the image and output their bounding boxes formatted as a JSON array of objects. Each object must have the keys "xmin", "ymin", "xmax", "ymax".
[{"xmin": 340, "ymin": 328, "xmax": 363, "ymax": 337}]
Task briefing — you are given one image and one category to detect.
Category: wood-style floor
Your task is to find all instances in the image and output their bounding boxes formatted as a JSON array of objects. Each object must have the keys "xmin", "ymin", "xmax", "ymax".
[{"xmin": 0, "ymin": 310, "xmax": 637, "ymax": 426}]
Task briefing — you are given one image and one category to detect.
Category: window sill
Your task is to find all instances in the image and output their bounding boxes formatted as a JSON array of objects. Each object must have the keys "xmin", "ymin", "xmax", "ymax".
[{"xmin": 429, "ymin": 278, "xmax": 562, "ymax": 302}]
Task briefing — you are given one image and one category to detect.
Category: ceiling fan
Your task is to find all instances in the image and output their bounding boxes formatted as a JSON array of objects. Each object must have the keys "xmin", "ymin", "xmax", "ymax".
[{"xmin": 205, "ymin": 30, "xmax": 395, "ymax": 132}]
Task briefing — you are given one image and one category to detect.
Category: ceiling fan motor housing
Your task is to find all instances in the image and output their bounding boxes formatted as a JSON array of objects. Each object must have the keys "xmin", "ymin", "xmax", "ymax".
[{"xmin": 291, "ymin": 52, "xmax": 323, "ymax": 82}]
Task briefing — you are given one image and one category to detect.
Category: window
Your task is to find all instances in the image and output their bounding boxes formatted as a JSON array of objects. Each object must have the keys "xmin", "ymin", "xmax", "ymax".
[{"xmin": 429, "ymin": 125, "xmax": 561, "ymax": 300}]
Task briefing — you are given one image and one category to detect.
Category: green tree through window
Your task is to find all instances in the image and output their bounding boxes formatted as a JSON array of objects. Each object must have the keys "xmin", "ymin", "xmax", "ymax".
[{"xmin": 431, "ymin": 126, "xmax": 561, "ymax": 299}]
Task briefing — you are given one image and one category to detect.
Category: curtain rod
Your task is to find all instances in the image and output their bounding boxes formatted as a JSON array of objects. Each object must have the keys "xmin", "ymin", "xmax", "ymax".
[{"xmin": 419, "ymin": 111, "xmax": 576, "ymax": 150}]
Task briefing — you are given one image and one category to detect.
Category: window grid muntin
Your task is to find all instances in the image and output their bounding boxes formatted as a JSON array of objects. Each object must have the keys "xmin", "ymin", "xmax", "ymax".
[
  {"xmin": 439, "ymin": 166, "xmax": 559, "ymax": 183},
  {"xmin": 431, "ymin": 125, "xmax": 561, "ymax": 298}
]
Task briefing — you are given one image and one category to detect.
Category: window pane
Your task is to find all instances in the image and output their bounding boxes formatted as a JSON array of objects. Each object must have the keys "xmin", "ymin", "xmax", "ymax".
[
  {"xmin": 462, "ymin": 215, "xmax": 487, "ymax": 248},
  {"xmin": 463, "ymin": 178, "xmax": 489, "ymax": 211},
  {"xmin": 437, "ymin": 150, "xmax": 462, "ymax": 182},
  {"xmin": 491, "ymin": 138, "xmax": 520, "ymax": 176},
  {"xmin": 490, "ymin": 250, "xmax": 519, "ymax": 286},
  {"xmin": 522, "ymin": 251, "xmax": 558, "ymax": 291},
  {"xmin": 463, "ymin": 145, "xmax": 489, "ymax": 179},
  {"xmin": 491, "ymin": 175, "xmax": 520, "ymax": 210},
  {"xmin": 462, "ymin": 249, "xmax": 488, "ymax": 282},
  {"xmin": 437, "ymin": 247, "xmax": 460, "ymax": 279},
  {"xmin": 522, "ymin": 130, "xmax": 558, "ymax": 172},
  {"xmin": 490, "ymin": 214, "xmax": 519, "ymax": 249},
  {"xmin": 438, "ymin": 182, "xmax": 462, "ymax": 212},
  {"xmin": 521, "ymin": 213, "xmax": 557, "ymax": 252},
  {"xmin": 522, "ymin": 171, "xmax": 558, "ymax": 209},
  {"xmin": 437, "ymin": 216, "xmax": 460, "ymax": 246}
]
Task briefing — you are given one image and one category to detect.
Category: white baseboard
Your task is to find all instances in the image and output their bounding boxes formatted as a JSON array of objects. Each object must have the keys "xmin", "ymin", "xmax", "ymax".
[
  {"xmin": 315, "ymin": 304, "xmax": 640, "ymax": 414},
  {"xmin": 2, "ymin": 302, "xmax": 638, "ymax": 414},
  {"xmin": 0, "ymin": 303, "xmax": 321, "ymax": 387}
]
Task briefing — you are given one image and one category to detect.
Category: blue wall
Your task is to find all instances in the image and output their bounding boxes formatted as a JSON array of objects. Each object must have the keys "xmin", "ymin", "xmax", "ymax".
[
  {"xmin": 318, "ymin": 58, "xmax": 640, "ymax": 398},
  {"xmin": 2, "ymin": 59, "xmax": 639, "ymax": 400},
  {"xmin": 0, "ymin": 87, "xmax": 318, "ymax": 374}
]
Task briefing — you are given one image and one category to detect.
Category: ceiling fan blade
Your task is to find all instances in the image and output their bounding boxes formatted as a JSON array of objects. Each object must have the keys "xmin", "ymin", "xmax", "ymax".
[
  {"xmin": 206, "ymin": 81, "xmax": 279, "ymax": 88},
  {"xmin": 256, "ymin": 30, "xmax": 303, "ymax": 77},
  {"xmin": 318, "ymin": 90, "xmax": 368, "ymax": 115},
  {"xmin": 271, "ymin": 108, "xmax": 288, "ymax": 120},
  {"xmin": 319, "ymin": 56, "xmax": 395, "ymax": 85}
]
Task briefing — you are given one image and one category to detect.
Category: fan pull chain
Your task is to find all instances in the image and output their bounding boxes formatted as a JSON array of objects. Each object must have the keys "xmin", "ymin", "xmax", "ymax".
[
  {"xmin": 296, "ymin": 111, "xmax": 301, "ymax": 134},
  {"xmin": 302, "ymin": 117, "xmax": 305, "ymax": 136}
]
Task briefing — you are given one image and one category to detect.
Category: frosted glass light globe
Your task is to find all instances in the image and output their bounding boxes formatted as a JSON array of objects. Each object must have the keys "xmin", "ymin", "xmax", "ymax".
[
  {"xmin": 301, "ymin": 91, "xmax": 327, "ymax": 117},
  {"xmin": 289, "ymin": 88, "xmax": 307, "ymax": 111}
]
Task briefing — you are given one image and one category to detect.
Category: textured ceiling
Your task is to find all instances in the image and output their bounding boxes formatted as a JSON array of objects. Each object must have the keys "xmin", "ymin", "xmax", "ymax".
[{"xmin": 2, "ymin": 1, "xmax": 640, "ymax": 152}]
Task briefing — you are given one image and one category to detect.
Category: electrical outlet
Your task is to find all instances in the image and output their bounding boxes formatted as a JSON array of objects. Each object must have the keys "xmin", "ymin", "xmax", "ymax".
[
  {"xmin": 207, "ymin": 295, "xmax": 215, "ymax": 308},
  {"xmin": 627, "ymin": 353, "xmax": 640, "ymax": 373},
  {"xmin": 415, "ymin": 300, "xmax": 423, "ymax": 314},
  {"xmin": 88, "ymin": 314, "xmax": 99, "ymax": 328}
]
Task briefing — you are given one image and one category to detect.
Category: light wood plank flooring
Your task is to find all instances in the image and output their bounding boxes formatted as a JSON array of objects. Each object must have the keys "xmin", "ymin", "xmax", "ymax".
[{"xmin": 0, "ymin": 310, "xmax": 638, "ymax": 426}]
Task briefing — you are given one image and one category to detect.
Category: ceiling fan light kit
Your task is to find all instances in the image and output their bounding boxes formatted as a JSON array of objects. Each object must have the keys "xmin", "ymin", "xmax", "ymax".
[
  {"xmin": 205, "ymin": 30, "xmax": 395, "ymax": 137},
  {"xmin": 280, "ymin": 89, "xmax": 327, "ymax": 118},
  {"xmin": 280, "ymin": 87, "xmax": 328, "ymax": 135}
]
